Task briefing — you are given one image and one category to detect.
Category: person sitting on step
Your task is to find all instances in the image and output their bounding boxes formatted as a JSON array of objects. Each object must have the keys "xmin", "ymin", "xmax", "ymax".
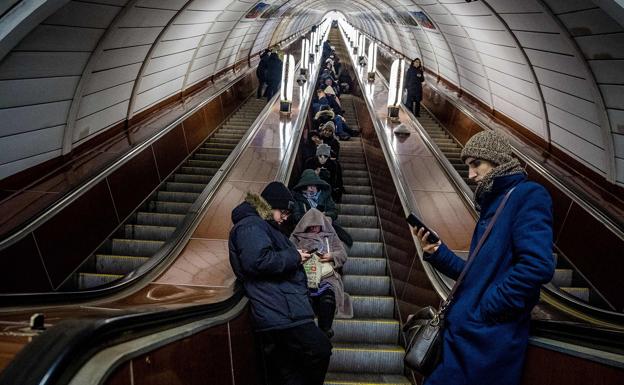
[
  {"xmin": 319, "ymin": 121, "xmax": 341, "ymax": 159},
  {"xmin": 290, "ymin": 208, "xmax": 354, "ymax": 339},
  {"xmin": 292, "ymin": 169, "xmax": 337, "ymax": 224},
  {"xmin": 303, "ymin": 144, "xmax": 345, "ymax": 203}
]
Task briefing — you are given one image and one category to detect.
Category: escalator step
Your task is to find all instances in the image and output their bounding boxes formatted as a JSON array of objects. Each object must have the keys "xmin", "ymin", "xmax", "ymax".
[
  {"xmin": 551, "ymin": 268, "xmax": 573, "ymax": 287},
  {"xmin": 179, "ymin": 165, "xmax": 219, "ymax": 175},
  {"xmin": 351, "ymin": 296, "xmax": 394, "ymax": 318},
  {"xmin": 173, "ymin": 173, "xmax": 212, "ymax": 184},
  {"xmin": 328, "ymin": 343, "xmax": 404, "ymax": 374},
  {"xmin": 341, "ymin": 194, "xmax": 374, "ymax": 205},
  {"xmin": 333, "ymin": 319, "xmax": 399, "ymax": 344},
  {"xmin": 195, "ymin": 147, "xmax": 231, "ymax": 156},
  {"xmin": 344, "ymin": 275, "xmax": 390, "ymax": 296},
  {"xmin": 343, "ymin": 177, "xmax": 370, "ymax": 186},
  {"xmin": 164, "ymin": 182, "xmax": 206, "ymax": 193},
  {"xmin": 147, "ymin": 201, "xmax": 193, "ymax": 214},
  {"xmin": 343, "ymin": 257, "xmax": 386, "ymax": 275},
  {"xmin": 111, "ymin": 239, "xmax": 164, "ymax": 256},
  {"xmin": 341, "ymin": 185, "xmax": 372, "ymax": 195},
  {"xmin": 78, "ymin": 273, "xmax": 123, "ymax": 289},
  {"xmin": 122, "ymin": 224, "xmax": 176, "ymax": 241},
  {"xmin": 156, "ymin": 191, "xmax": 200, "ymax": 203},
  {"xmin": 95, "ymin": 254, "xmax": 149, "ymax": 275},
  {"xmin": 187, "ymin": 159, "xmax": 222, "ymax": 168},
  {"xmin": 560, "ymin": 287, "xmax": 590, "ymax": 302},
  {"xmin": 349, "ymin": 241, "xmax": 384, "ymax": 258},
  {"xmin": 342, "ymin": 169, "xmax": 369, "ymax": 178},
  {"xmin": 338, "ymin": 204, "xmax": 376, "ymax": 216},
  {"xmin": 209, "ymin": 137, "xmax": 240, "ymax": 145},
  {"xmin": 204, "ymin": 142, "xmax": 237, "ymax": 150},
  {"xmin": 335, "ymin": 214, "xmax": 378, "ymax": 228},
  {"xmin": 342, "ymin": 227, "xmax": 380, "ymax": 242},
  {"xmin": 136, "ymin": 212, "xmax": 185, "ymax": 227},
  {"xmin": 339, "ymin": 162, "xmax": 367, "ymax": 171},
  {"xmin": 324, "ymin": 372, "xmax": 410, "ymax": 385}
]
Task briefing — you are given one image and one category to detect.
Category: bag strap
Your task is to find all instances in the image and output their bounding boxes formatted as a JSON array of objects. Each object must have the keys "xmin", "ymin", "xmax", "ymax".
[{"xmin": 440, "ymin": 186, "xmax": 517, "ymax": 313}]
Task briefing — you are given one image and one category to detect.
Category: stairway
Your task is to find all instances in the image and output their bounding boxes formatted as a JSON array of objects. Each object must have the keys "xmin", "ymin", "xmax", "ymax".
[
  {"xmin": 75, "ymin": 97, "xmax": 267, "ymax": 289},
  {"xmin": 323, "ymin": 30, "xmax": 410, "ymax": 383},
  {"xmin": 413, "ymin": 109, "xmax": 603, "ymax": 308}
]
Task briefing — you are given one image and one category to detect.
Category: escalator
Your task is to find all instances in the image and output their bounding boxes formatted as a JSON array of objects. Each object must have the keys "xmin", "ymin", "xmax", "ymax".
[{"xmin": 76, "ymin": 97, "xmax": 267, "ymax": 289}]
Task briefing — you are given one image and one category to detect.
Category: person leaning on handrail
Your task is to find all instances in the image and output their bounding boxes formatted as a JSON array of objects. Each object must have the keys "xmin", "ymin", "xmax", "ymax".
[
  {"xmin": 414, "ymin": 130, "xmax": 555, "ymax": 385},
  {"xmin": 228, "ymin": 182, "xmax": 332, "ymax": 385}
]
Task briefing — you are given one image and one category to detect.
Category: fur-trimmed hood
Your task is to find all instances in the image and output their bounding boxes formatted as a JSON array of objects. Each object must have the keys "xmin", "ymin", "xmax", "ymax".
[{"xmin": 231, "ymin": 192, "xmax": 273, "ymax": 224}]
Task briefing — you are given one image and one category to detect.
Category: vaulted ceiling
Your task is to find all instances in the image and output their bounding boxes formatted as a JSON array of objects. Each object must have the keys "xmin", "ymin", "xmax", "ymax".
[{"xmin": 1, "ymin": 0, "xmax": 623, "ymax": 186}]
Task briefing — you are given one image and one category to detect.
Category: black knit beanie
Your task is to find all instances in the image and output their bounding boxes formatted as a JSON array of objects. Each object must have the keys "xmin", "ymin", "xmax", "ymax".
[{"xmin": 261, "ymin": 182, "xmax": 294, "ymax": 210}]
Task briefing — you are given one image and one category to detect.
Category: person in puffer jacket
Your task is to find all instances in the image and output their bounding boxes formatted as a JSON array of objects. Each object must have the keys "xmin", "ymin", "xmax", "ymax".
[{"xmin": 229, "ymin": 181, "xmax": 331, "ymax": 385}]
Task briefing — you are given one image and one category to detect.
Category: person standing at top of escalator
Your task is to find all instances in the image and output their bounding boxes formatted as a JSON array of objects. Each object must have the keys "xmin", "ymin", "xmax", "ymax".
[
  {"xmin": 404, "ymin": 58, "xmax": 425, "ymax": 117},
  {"xmin": 256, "ymin": 49, "xmax": 271, "ymax": 99},
  {"xmin": 228, "ymin": 182, "xmax": 332, "ymax": 385},
  {"xmin": 265, "ymin": 50, "xmax": 283, "ymax": 101},
  {"xmin": 413, "ymin": 130, "xmax": 555, "ymax": 385}
]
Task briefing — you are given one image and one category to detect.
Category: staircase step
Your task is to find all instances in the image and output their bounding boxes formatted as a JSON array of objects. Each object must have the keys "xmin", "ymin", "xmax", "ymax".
[
  {"xmin": 351, "ymin": 296, "xmax": 394, "ymax": 318},
  {"xmin": 333, "ymin": 319, "xmax": 399, "ymax": 344},
  {"xmin": 122, "ymin": 224, "xmax": 176, "ymax": 241},
  {"xmin": 78, "ymin": 273, "xmax": 123, "ymax": 289},
  {"xmin": 344, "ymin": 257, "xmax": 386, "ymax": 276},
  {"xmin": 344, "ymin": 275, "xmax": 390, "ymax": 296},
  {"xmin": 95, "ymin": 254, "xmax": 149, "ymax": 275},
  {"xmin": 136, "ymin": 212, "xmax": 185, "ymax": 227},
  {"xmin": 328, "ymin": 343, "xmax": 404, "ymax": 374},
  {"xmin": 111, "ymin": 239, "xmax": 164, "ymax": 256},
  {"xmin": 349, "ymin": 241, "xmax": 384, "ymax": 258},
  {"xmin": 324, "ymin": 372, "xmax": 410, "ymax": 385}
]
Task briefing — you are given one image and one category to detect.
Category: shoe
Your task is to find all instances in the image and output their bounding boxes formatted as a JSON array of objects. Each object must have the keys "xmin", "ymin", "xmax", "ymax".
[
  {"xmin": 324, "ymin": 329, "xmax": 334, "ymax": 339},
  {"xmin": 339, "ymin": 135, "xmax": 351, "ymax": 141}
]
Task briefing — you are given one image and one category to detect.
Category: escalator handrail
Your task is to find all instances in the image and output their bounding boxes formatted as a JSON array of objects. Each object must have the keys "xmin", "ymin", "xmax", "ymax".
[{"xmin": 0, "ymin": 288, "xmax": 246, "ymax": 385}]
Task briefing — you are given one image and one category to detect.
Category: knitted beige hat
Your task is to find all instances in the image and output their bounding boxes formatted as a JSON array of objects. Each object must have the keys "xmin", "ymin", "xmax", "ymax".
[{"xmin": 460, "ymin": 130, "xmax": 513, "ymax": 166}]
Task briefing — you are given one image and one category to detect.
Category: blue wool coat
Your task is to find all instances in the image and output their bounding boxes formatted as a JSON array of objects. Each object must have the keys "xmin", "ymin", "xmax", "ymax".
[
  {"xmin": 229, "ymin": 197, "xmax": 315, "ymax": 332},
  {"xmin": 424, "ymin": 174, "xmax": 555, "ymax": 385}
]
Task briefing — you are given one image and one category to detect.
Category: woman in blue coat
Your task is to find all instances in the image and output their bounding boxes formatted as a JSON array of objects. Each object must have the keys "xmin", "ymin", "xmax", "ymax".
[{"xmin": 414, "ymin": 130, "xmax": 555, "ymax": 385}]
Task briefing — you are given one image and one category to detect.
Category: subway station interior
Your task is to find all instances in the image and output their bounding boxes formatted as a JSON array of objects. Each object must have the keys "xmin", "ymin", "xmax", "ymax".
[{"xmin": 0, "ymin": 1, "xmax": 623, "ymax": 384}]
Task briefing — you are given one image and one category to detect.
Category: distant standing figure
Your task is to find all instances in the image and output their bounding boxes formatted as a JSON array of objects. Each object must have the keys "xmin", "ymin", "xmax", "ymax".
[
  {"xmin": 256, "ymin": 49, "xmax": 271, "ymax": 99},
  {"xmin": 265, "ymin": 51, "xmax": 283, "ymax": 101},
  {"xmin": 404, "ymin": 58, "xmax": 425, "ymax": 116}
]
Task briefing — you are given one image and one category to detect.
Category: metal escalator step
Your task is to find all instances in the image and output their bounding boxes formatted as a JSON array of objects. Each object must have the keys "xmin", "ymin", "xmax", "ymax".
[
  {"xmin": 344, "ymin": 257, "xmax": 386, "ymax": 275},
  {"xmin": 213, "ymin": 132, "xmax": 244, "ymax": 140},
  {"xmin": 341, "ymin": 185, "xmax": 372, "ymax": 195},
  {"xmin": 340, "ymin": 162, "xmax": 367, "ymax": 171},
  {"xmin": 95, "ymin": 254, "xmax": 150, "ymax": 275},
  {"xmin": 222, "ymin": 122, "xmax": 249, "ymax": 129},
  {"xmin": 551, "ymin": 268, "xmax": 573, "ymax": 287},
  {"xmin": 338, "ymin": 203, "xmax": 376, "ymax": 216},
  {"xmin": 209, "ymin": 137, "xmax": 240, "ymax": 145},
  {"xmin": 351, "ymin": 296, "xmax": 394, "ymax": 318},
  {"xmin": 111, "ymin": 239, "xmax": 164, "ymax": 256},
  {"xmin": 219, "ymin": 127, "xmax": 248, "ymax": 134},
  {"xmin": 560, "ymin": 287, "xmax": 590, "ymax": 302},
  {"xmin": 195, "ymin": 147, "xmax": 231, "ymax": 155},
  {"xmin": 173, "ymin": 173, "xmax": 212, "ymax": 184},
  {"xmin": 164, "ymin": 182, "xmax": 206, "ymax": 193},
  {"xmin": 147, "ymin": 201, "xmax": 193, "ymax": 214},
  {"xmin": 156, "ymin": 191, "xmax": 200, "ymax": 203},
  {"xmin": 341, "ymin": 156, "xmax": 366, "ymax": 164},
  {"xmin": 179, "ymin": 165, "xmax": 219, "ymax": 175},
  {"xmin": 324, "ymin": 372, "xmax": 410, "ymax": 385},
  {"xmin": 122, "ymin": 224, "xmax": 176, "ymax": 241},
  {"xmin": 344, "ymin": 275, "xmax": 390, "ymax": 296},
  {"xmin": 204, "ymin": 142, "xmax": 237, "ymax": 150},
  {"xmin": 187, "ymin": 159, "xmax": 222, "ymax": 168},
  {"xmin": 78, "ymin": 273, "xmax": 123, "ymax": 289},
  {"xmin": 342, "ymin": 169, "xmax": 369, "ymax": 178},
  {"xmin": 343, "ymin": 177, "xmax": 370, "ymax": 186},
  {"xmin": 136, "ymin": 212, "xmax": 185, "ymax": 227},
  {"xmin": 349, "ymin": 241, "xmax": 384, "ymax": 258},
  {"xmin": 333, "ymin": 319, "xmax": 399, "ymax": 344},
  {"xmin": 340, "ymin": 194, "xmax": 374, "ymax": 205},
  {"xmin": 342, "ymin": 227, "xmax": 380, "ymax": 242},
  {"xmin": 329, "ymin": 343, "xmax": 404, "ymax": 374},
  {"xmin": 335, "ymin": 214, "xmax": 377, "ymax": 228}
]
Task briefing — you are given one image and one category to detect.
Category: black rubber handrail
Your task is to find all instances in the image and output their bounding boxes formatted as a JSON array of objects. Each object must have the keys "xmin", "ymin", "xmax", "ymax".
[{"xmin": 0, "ymin": 288, "xmax": 245, "ymax": 385}]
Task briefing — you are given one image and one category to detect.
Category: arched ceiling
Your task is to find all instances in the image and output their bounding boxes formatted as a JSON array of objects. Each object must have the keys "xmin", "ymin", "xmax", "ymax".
[{"xmin": 0, "ymin": 0, "xmax": 623, "ymax": 187}]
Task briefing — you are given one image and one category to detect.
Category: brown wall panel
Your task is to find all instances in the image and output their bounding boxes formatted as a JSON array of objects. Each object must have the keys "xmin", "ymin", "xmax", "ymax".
[
  {"xmin": 182, "ymin": 110, "xmax": 209, "ymax": 152},
  {"xmin": 105, "ymin": 362, "xmax": 132, "ymax": 385},
  {"xmin": 555, "ymin": 203, "xmax": 624, "ymax": 311},
  {"xmin": 152, "ymin": 124, "xmax": 189, "ymax": 179},
  {"xmin": 107, "ymin": 148, "xmax": 160, "ymax": 221},
  {"xmin": 202, "ymin": 97, "xmax": 224, "ymax": 133},
  {"xmin": 522, "ymin": 345, "xmax": 624, "ymax": 385},
  {"xmin": 220, "ymin": 88, "xmax": 238, "ymax": 119},
  {"xmin": 131, "ymin": 323, "xmax": 232, "ymax": 385},
  {"xmin": 35, "ymin": 180, "xmax": 118, "ymax": 287},
  {"xmin": 0, "ymin": 234, "xmax": 51, "ymax": 293}
]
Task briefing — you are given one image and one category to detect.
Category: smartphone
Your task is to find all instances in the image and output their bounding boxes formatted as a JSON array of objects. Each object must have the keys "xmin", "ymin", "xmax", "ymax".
[
  {"xmin": 307, "ymin": 248, "xmax": 319, "ymax": 256},
  {"xmin": 406, "ymin": 213, "xmax": 440, "ymax": 244}
]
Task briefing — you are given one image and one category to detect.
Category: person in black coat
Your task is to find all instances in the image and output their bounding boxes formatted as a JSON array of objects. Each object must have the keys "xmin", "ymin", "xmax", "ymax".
[
  {"xmin": 256, "ymin": 49, "xmax": 271, "ymax": 99},
  {"xmin": 404, "ymin": 58, "xmax": 425, "ymax": 116},
  {"xmin": 303, "ymin": 143, "xmax": 345, "ymax": 202},
  {"xmin": 319, "ymin": 121, "xmax": 340, "ymax": 159},
  {"xmin": 229, "ymin": 182, "xmax": 332, "ymax": 385},
  {"xmin": 265, "ymin": 52, "xmax": 283, "ymax": 101}
]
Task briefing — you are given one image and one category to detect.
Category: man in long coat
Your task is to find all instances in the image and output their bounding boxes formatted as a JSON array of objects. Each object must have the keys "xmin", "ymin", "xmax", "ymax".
[{"xmin": 415, "ymin": 130, "xmax": 555, "ymax": 385}]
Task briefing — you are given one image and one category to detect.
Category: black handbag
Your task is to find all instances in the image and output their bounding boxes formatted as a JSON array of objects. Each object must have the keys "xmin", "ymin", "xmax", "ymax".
[{"xmin": 403, "ymin": 186, "xmax": 517, "ymax": 376}]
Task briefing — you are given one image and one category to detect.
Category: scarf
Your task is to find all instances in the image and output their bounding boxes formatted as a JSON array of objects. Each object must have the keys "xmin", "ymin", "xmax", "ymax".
[
  {"xmin": 303, "ymin": 190, "xmax": 321, "ymax": 209},
  {"xmin": 474, "ymin": 158, "xmax": 525, "ymax": 211}
]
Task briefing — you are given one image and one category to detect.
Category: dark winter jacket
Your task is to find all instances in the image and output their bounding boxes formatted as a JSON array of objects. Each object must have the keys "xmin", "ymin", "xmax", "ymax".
[
  {"xmin": 423, "ymin": 174, "xmax": 555, "ymax": 385},
  {"xmin": 292, "ymin": 169, "xmax": 338, "ymax": 222},
  {"xmin": 314, "ymin": 109, "xmax": 335, "ymax": 129},
  {"xmin": 303, "ymin": 156, "xmax": 344, "ymax": 194},
  {"xmin": 228, "ymin": 193, "xmax": 314, "ymax": 331},
  {"xmin": 321, "ymin": 134, "xmax": 340, "ymax": 159},
  {"xmin": 266, "ymin": 55, "xmax": 283, "ymax": 87},
  {"xmin": 256, "ymin": 51, "xmax": 270, "ymax": 81},
  {"xmin": 405, "ymin": 66, "xmax": 424, "ymax": 101}
]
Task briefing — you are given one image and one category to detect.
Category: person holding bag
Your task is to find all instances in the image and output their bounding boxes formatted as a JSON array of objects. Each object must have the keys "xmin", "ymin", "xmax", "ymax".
[{"xmin": 407, "ymin": 130, "xmax": 555, "ymax": 385}]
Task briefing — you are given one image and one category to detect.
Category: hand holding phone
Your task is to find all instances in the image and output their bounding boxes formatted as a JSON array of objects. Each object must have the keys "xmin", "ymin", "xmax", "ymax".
[{"xmin": 406, "ymin": 213, "xmax": 440, "ymax": 244}]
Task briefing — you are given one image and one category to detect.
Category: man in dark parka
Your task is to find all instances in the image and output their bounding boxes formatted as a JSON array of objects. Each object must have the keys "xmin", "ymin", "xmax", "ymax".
[
  {"xmin": 404, "ymin": 58, "xmax": 425, "ymax": 116},
  {"xmin": 265, "ymin": 52, "xmax": 283, "ymax": 101},
  {"xmin": 256, "ymin": 49, "xmax": 271, "ymax": 99},
  {"xmin": 415, "ymin": 130, "xmax": 555, "ymax": 385},
  {"xmin": 229, "ymin": 182, "xmax": 332, "ymax": 385}
]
